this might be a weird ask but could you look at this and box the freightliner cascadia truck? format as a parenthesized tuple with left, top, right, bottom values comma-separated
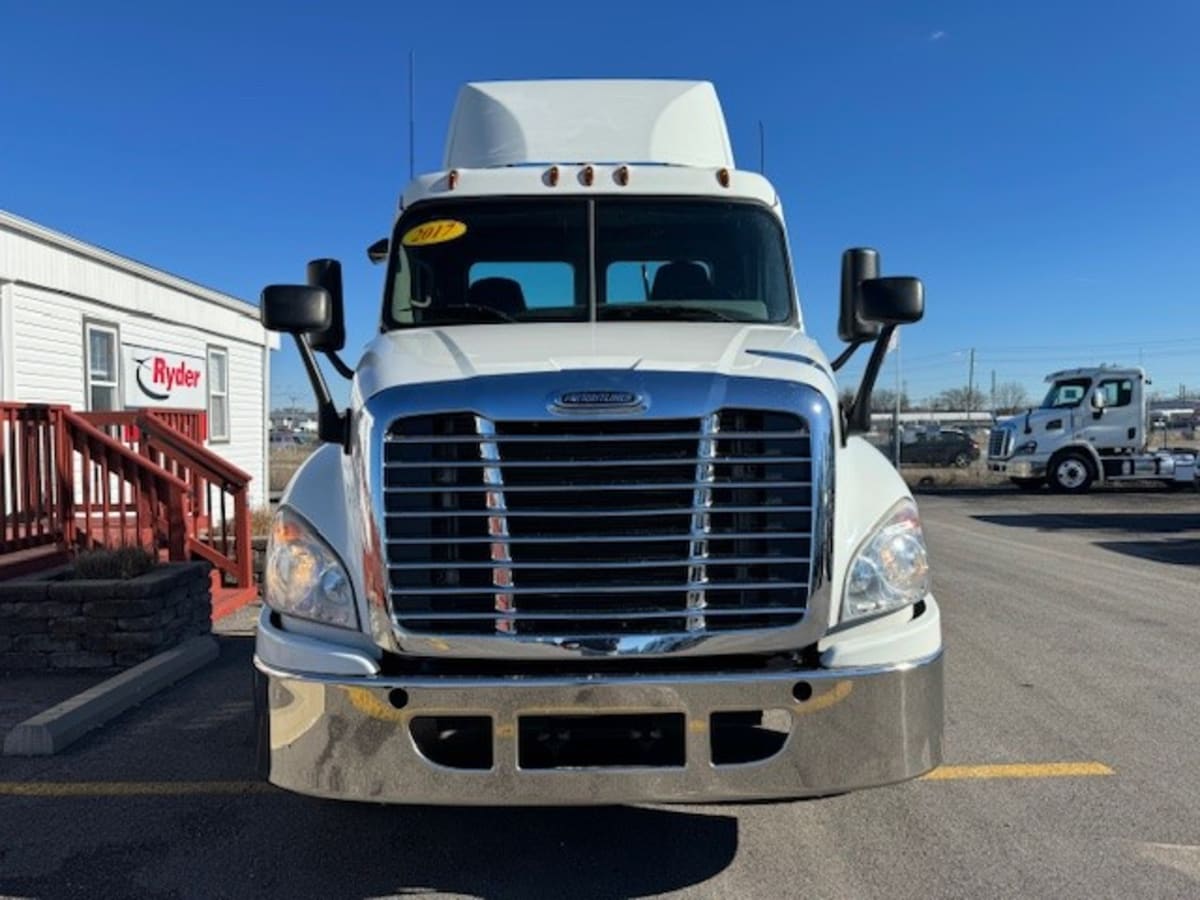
(255, 80, 943, 804)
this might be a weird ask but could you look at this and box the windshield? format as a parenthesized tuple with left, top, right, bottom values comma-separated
(383, 198, 795, 328)
(1041, 378, 1091, 409)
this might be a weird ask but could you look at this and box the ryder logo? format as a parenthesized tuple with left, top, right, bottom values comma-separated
(133, 355, 201, 400)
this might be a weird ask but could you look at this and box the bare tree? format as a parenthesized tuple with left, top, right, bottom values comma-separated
(993, 381, 1031, 414)
(936, 386, 987, 411)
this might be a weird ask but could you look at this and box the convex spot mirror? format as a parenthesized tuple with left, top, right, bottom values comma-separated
(261, 284, 332, 334)
(859, 277, 925, 326)
(367, 238, 388, 264)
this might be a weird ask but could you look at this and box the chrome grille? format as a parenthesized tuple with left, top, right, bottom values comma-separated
(382, 410, 813, 637)
(988, 428, 1010, 459)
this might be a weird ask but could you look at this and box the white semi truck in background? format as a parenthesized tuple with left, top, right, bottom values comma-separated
(254, 80, 943, 804)
(988, 365, 1198, 492)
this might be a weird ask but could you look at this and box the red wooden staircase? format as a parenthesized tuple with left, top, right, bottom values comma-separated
(1, 403, 257, 619)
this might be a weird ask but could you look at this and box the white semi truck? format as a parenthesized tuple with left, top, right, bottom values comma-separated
(987, 365, 1198, 492)
(254, 80, 943, 804)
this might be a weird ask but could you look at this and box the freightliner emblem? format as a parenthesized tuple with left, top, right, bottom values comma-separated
(552, 390, 645, 411)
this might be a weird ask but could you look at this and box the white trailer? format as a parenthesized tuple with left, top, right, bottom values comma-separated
(253, 80, 943, 805)
(987, 366, 1198, 492)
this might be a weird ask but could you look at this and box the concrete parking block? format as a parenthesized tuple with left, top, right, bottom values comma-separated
(2, 636, 219, 756)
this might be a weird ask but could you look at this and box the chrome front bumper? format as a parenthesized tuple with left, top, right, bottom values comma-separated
(255, 649, 943, 805)
(988, 458, 1045, 478)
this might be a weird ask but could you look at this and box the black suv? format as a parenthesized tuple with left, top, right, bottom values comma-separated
(899, 429, 980, 468)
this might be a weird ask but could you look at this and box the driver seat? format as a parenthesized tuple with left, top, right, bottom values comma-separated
(467, 277, 527, 317)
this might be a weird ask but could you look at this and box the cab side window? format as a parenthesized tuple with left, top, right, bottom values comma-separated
(1097, 379, 1133, 408)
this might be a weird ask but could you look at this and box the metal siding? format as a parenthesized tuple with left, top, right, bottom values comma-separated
(2, 223, 273, 511)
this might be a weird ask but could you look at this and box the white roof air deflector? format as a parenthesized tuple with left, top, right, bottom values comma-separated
(443, 80, 735, 170)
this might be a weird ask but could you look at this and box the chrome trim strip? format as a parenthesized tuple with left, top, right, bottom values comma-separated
(477, 416, 515, 635)
(365, 370, 835, 659)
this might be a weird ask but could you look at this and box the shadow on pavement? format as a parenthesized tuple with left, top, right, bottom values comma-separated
(973, 512, 1197, 534)
(1093, 539, 1200, 567)
(973, 512, 1200, 567)
(0, 634, 741, 900)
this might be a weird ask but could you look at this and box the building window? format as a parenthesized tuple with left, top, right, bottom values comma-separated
(207, 346, 229, 442)
(85, 322, 119, 410)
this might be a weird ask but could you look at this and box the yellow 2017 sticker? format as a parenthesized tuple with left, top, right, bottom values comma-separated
(401, 219, 467, 247)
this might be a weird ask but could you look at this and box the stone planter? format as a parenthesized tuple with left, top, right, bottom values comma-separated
(0, 562, 212, 672)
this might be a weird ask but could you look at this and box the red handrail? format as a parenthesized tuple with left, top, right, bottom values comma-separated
(133, 412, 252, 588)
(61, 409, 189, 559)
(2, 403, 190, 563)
(1, 404, 66, 554)
(2, 403, 249, 586)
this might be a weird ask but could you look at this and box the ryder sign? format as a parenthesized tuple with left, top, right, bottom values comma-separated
(122, 345, 206, 408)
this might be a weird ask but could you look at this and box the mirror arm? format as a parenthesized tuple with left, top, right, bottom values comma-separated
(324, 349, 355, 380)
(294, 334, 349, 448)
(846, 325, 897, 435)
(831, 341, 866, 372)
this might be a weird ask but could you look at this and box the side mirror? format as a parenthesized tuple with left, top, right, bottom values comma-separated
(860, 277, 925, 326)
(838, 248, 881, 342)
(261, 285, 331, 334)
(1091, 392, 1107, 418)
(304, 259, 346, 352)
(367, 238, 389, 264)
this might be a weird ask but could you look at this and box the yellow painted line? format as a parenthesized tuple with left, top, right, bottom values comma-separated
(0, 762, 1113, 797)
(921, 761, 1114, 781)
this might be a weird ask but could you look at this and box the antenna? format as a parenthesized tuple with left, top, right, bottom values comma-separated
(758, 120, 765, 174)
(408, 50, 416, 181)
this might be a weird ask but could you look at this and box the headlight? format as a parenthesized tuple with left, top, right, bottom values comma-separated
(1014, 440, 1038, 455)
(842, 499, 930, 622)
(264, 507, 358, 629)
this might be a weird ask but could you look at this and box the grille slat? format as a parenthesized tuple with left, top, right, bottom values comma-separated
(383, 409, 813, 637)
(384, 480, 811, 493)
(395, 607, 807, 622)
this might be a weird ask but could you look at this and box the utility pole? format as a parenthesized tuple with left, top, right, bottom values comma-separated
(966, 348, 976, 422)
(990, 369, 996, 415)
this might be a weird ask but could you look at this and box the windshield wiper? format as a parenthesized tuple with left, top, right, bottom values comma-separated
(598, 305, 744, 323)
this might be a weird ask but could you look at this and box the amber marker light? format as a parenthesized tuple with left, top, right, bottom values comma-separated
(546, 165, 560, 186)
(447, 169, 460, 190)
(581, 165, 595, 186)
(717, 167, 731, 188)
(615, 165, 630, 186)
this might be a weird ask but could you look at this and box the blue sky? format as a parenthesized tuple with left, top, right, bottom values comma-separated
(2, 1, 1197, 407)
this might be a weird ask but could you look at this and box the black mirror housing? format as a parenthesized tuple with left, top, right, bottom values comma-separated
(367, 238, 389, 264)
(261, 285, 332, 334)
(860, 277, 924, 326)
(838, 248, 882, 343)
(304, 259, 346, 352)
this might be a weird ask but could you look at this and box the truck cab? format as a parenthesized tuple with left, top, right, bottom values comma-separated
(988, 366, 1197, 491)
(254, 80, 943, 804)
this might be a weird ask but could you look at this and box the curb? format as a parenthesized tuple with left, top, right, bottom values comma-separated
(2, 636, 220, 757)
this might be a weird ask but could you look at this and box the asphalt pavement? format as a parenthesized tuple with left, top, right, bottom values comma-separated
(1, 488, 1198, 899)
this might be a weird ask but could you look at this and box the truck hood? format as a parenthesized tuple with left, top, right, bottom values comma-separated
(354, 323, 836, 401)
